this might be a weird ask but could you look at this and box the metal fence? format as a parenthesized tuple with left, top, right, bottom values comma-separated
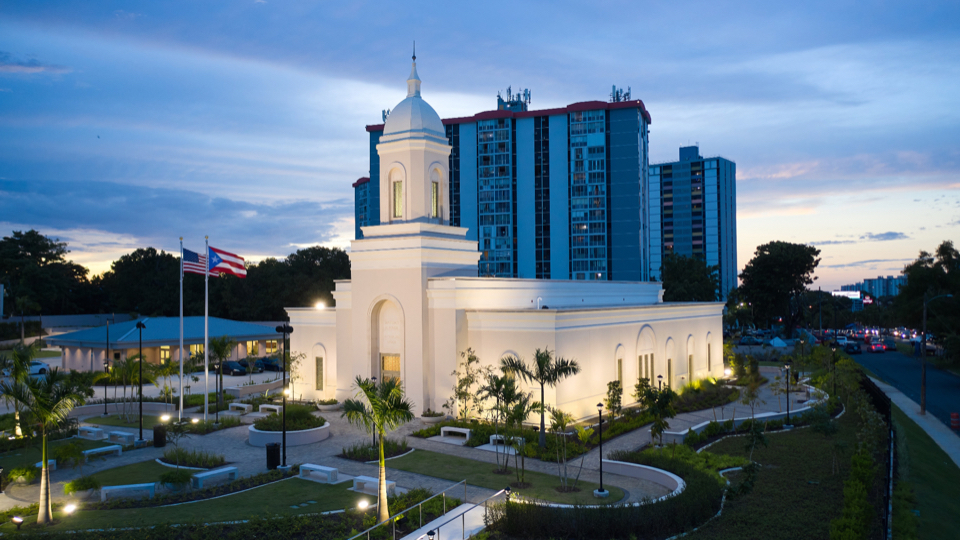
(859, 375, 895, 540)
(413, 487, 509, 540)
(347, 480, 468, 540)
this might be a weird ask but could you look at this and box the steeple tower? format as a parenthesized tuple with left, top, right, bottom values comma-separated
(407, 42, 421, 98)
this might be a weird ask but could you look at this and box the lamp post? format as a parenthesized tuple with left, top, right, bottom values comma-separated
(784, 360, 792, 425)
(657, 374, 663, 391)
(921, 293, 953, 415)
(103, 360, 109, 417)
(595, 402, 608, 498)
(136, 321, 146, 442)
(829, 341, 838, 397)
(275, 323, 293, 467)
(371, 376, 378, 448)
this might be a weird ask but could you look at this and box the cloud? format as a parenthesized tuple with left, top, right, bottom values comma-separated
(860, 231, 909, 242)
(0, 52, 71, 74)
(823, 258, 914, 269)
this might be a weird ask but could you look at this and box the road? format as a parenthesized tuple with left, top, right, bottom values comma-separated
(853, 347, 960, 429)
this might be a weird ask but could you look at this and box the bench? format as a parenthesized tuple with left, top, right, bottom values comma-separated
(300, 463, 338, 483)
(79, 426, 106, 440)
(101, 482, 156, 502)
(440, 426, 471, 443)
(229, 403, 253, 414)
(83, 444, 122, 462)
(191, 466, 238, 489)
(259, 404, 283, 415)
(34, 459, 56, 471)
(108, 431, 135, 444)
(353, 475, 395, 496)
(489, 434, 506, 446)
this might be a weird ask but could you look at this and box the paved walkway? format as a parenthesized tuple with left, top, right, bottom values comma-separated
(870, 377, 960, 468)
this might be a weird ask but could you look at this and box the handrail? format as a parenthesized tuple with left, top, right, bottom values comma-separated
(418, 487, 509, 540)
(346, 480, 468, 540)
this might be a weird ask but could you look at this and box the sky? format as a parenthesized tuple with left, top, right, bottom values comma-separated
(1, 1, 959, 291)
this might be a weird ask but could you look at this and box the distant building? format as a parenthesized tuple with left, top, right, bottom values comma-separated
(47, 317, 280, 372)
(357, 86, 653, 281)
(649, 146, 737, 300)
(840, 275, 906, 298)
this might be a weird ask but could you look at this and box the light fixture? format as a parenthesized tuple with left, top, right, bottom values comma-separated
(12, 516, 22, 530)
(284, 388, 292, 397)
(160, 415, 171, 422)
(427, 530, 436, 540)
(358, 499, 369, 510)
(315, 301, 325, 310)
(724, 368, 732, 377)
(191, 418, 200, 424)
(63, 504, 76, 514)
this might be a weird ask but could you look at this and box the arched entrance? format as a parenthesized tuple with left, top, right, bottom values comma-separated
(371, 299, 404, 383)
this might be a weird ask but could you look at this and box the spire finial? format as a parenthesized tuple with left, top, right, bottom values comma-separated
(413, 41, 416, 62)
(407, 43, 421, 98)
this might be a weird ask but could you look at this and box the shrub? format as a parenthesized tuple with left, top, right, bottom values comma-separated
(253, 405, 325, 432)
(341, 438, 410, 461)
(317, 398, 339, 406)
(7, 465, 38, 484)
(421, 408, 444, 417)
(162, 448, 226, 469)
(64, 475, 101, 494)
(187, 416, 241, 434)
(159, 469, 194, 486)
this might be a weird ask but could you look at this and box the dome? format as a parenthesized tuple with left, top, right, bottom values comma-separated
(381, 59, 446, 142)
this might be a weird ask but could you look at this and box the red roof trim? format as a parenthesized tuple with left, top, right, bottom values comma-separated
(366, 99, 651, 133)
(352, 176, 370, 188)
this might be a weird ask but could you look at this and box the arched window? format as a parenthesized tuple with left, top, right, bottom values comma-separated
(390, 168, 403, 219)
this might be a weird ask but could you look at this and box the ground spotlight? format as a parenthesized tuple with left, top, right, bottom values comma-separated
(64, 504, 77, 514)
(160, 415, 171, 422)
(358, 499, 369, 510)
(12, 516, 23, 530)
(191, 418, 199, 424)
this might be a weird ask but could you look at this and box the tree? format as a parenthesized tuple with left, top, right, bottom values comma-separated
(739, 382, 766, 419)
(572, 425, 594, 489)
(549, 408, 575, 491)
(342, 376, 415, 523)
(660, 253, 720, 302)
(14, 296, 40, 344)
(739, 241, 821, 337)
(500, 348, 581, 448)
(444, 348, 489, 420)
(209, 335, 238, 411)
(894, 241, 960, 362)
(506, 391, 539, 487)
(0, 230, 92, 317)
(99, 248, 180, 316)
(605, 380, 623, 417)
(641, 385, 677, 447)
(0, 368, 82, 523)
(478, 372, 520, 472)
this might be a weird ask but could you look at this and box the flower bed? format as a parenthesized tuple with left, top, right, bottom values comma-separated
(252, 404, 325, 431)
(340, 438, 410, 462)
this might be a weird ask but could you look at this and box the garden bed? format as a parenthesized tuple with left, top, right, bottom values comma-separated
(340, 438, 410, 462)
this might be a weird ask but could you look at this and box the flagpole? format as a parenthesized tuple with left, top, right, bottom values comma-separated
(179, 237, 184, 423)
(204, 235, 209, 424)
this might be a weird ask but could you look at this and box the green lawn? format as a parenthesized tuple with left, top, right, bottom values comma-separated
(0, 438, 114, 471)
(891, 404, 960, 539)
(685, 406, 859, 539)
(1, 477, 373, 532)
(387, 449, 625, 505)
(89, 460, 172, 486)
(85, 414, 164, 431)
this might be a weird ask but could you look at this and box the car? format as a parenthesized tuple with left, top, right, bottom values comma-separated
(2, 360, 50, 377)
(835, 336, 849, 346)
(239, 358, 265, 373)
(261, 357, 283, 372)
(883, 339, 897, 351)
(216, 361, 247, 376)
(739, 336, 763, 346)
(843, 342, 862, 355)
(869, 342, 885, 353)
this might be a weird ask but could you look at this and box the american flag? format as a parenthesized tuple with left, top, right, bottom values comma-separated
(182, 248, 213, 276)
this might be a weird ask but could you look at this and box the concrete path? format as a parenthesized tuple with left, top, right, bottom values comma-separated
(401, 502, 488, 540)
(870, 377, 960, 469)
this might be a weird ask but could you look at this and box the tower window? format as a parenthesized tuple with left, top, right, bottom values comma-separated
(393, 181, 403, 218)
(431, 182, 439, 218)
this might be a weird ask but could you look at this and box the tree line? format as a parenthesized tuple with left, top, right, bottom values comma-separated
(0, 229, 351, 321)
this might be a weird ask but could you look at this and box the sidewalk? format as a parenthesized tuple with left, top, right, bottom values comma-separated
(870, 377, 960, 469)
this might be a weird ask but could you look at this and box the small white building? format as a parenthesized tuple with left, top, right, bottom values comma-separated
(287, 58, 723, 420)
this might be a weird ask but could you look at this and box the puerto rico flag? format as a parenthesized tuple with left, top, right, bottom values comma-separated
(208, 246, 247, 278)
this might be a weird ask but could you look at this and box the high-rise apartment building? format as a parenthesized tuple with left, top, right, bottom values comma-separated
(355, 90, 653, 281)
(840, 275, 906, 298)
(648, 146, 737, 299)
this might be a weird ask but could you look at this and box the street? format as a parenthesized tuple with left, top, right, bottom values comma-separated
(854, 348, 960, 430)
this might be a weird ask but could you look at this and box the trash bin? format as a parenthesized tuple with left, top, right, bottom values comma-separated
(153, 424, 166, 448)
(266, 442, 280, 470)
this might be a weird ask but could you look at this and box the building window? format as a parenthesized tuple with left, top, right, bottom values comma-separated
(265, 340, 278, 355)
(393, 181, 403, 218)
(431, 181, 439, 218)
(688, 354, 694, 380)
(617, 358, 623, 384)
(160, 346, 170, 364)
(707, 344, 711, 372)
(667, 358, 673, 388)
(381, 354, 401, 383)
(315, 357, 324, 391)
(189, 344, 204, 357)
(247, 341, 259, 356)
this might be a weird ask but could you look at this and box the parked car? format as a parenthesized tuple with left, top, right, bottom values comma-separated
(261, 357, 283, 372)
(217, 361, 247, 376)
(883, 338, 897, 351)
(2, 360, 50, 377)
(739, 336, 763, 346)
(835, 336, 849, 346)
(869, 342, 885, 353)
(843, 342, 862, 355)
(239, 358, 265, 373)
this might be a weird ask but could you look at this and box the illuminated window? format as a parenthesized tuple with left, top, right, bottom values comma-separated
(189, 344, 204, 356)
(265, 340, 278, 355)
(393, 181, 403, 218)
(617, 358, 623, 384)
(160, 346, 170, 364)
(431, 182, 439, 218)
(707, 344, 712, 371)
(246, 341, 259, 356)
(381, 354, 401, 383)
(315, 357, 324, 390)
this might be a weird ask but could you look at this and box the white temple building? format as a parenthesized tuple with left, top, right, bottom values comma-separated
(286, 56, 723, 420)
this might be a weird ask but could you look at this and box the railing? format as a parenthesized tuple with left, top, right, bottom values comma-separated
(415, 487, 509, 540)
(347, 480, 468, 540)
(859, 375, 895, 540)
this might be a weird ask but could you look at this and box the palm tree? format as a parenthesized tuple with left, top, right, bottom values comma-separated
(14, 296, 40, 345)
(0, 343, 38, 436)
(500, 348, 581, 448)
(478, 372, 521, 472)
(342, 376, 415, 523)
(506, 391, 539, 486)
(1, 368, 82, 523)
(209, 335, 238, 411)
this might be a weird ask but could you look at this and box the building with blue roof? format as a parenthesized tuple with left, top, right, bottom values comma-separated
(47, 316, 280, 372)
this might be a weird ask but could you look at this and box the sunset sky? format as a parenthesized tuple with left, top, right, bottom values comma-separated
(2, 1, 958, 291)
